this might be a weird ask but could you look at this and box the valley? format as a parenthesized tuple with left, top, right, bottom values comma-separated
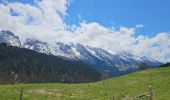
(0, 0, 169, 100)
(0, 67, 169, 100)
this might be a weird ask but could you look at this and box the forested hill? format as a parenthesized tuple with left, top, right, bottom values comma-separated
(0, 43, 102, 84)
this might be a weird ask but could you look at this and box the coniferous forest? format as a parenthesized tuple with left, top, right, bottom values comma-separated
(0, 43, 102, 84)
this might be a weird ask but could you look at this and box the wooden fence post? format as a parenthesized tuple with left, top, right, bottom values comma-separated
(148, 86, 153, 100)
(112, 94, 115, 100)
(20, 87, 24, 100)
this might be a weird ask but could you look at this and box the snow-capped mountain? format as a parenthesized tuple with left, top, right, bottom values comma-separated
(0, 30, 162, 77)
(0, 30, 21, 47)
(23, 38, 161, 76)
(24, 39, 51, 55)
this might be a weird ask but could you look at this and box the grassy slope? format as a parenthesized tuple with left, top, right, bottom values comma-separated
(0, 67, 170, 100)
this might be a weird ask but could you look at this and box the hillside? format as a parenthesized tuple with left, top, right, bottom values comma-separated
(0, 30, 162, 77)
(0, 67, 169, 100)
(0, 43, 102, 84)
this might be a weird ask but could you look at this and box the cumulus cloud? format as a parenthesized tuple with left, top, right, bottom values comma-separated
(132, 33, 170, 61)
(0, 0, 68, 41)
(0, 0, 169, 62)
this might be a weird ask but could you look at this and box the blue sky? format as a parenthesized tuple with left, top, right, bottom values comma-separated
(65, 0, 170, 36)
(0, 0, 169, 62)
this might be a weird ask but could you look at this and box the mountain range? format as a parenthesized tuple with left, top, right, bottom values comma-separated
(0, 30, 162, 77)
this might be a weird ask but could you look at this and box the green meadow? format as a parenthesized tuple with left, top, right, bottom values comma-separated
(0, 67, 169, 100)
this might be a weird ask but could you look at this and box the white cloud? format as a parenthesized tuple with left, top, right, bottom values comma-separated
(136, 24, 144, 28)
(0, 0, 68, 41)
(133, 33, 170, 62)
(0, 0, 169, 62)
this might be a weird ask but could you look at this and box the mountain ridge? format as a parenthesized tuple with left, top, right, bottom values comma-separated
(0, 30, 162, 77)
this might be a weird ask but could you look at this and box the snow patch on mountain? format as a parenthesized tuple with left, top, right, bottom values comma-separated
(24, 39, 51, 55)
(0, 30, 21, 47)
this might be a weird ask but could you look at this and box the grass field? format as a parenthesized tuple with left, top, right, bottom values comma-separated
(0, 67, 170, 100)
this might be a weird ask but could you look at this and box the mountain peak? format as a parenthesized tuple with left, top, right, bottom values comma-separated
(0, 30, 21, 47)
(0, 30, 15, 36)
